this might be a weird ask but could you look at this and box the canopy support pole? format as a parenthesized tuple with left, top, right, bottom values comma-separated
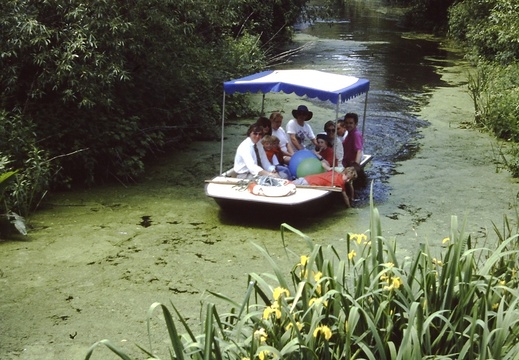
(331, 95, 341, 187)
(219, 89, 226, 175)
(260, 93, 266, 115)
(361, 91, 369, 138)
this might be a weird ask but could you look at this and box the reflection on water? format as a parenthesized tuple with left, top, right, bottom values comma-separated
(277, 0, 462, 205)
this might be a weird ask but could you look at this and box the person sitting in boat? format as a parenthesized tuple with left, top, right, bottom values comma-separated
(270, 111, 294, 164)
(336, 119, 348, 143)
(256, 116, 272, 136)
(255, 117, 287, 177)
(262, 135, 292, 179)
(323, 120, 344, 165)
(342, 112, 367, 189)
(342, 112, 364, 167)
(233, 124, 279, 179)
(293, 163, 360, 207)
(262, 135, 282, 163)
(313, 133, 339, 169)
(286, 105, 318, 152)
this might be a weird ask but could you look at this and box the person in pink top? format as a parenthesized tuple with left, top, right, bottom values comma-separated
(342, 112, 363, 167)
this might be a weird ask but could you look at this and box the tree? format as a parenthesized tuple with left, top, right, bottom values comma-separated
(449, 0, 519, 64)
(0, 0, 274, 187)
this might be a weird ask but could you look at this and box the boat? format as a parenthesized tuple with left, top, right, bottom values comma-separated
(205, 69, 372, 215)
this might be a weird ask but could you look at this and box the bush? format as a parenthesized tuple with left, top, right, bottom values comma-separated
(449, 0, 519, 64)
(0, 156, 26, 235)
(466, 62, 519, 176)
(0, 110, 51, 229)
(86, 193, 519, 359)
(1, 0, 306, 187)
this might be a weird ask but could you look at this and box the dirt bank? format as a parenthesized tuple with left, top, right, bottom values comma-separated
(1, 63, 518, 360)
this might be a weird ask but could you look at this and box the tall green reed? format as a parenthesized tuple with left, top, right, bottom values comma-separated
(86, 195, 519, 359)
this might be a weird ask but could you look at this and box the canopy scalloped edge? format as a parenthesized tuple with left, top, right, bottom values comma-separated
(223, 69, 370, 104)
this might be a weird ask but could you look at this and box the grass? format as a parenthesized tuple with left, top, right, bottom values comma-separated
(86, 191, 519, 359)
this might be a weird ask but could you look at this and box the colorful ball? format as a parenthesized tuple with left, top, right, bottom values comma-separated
(288, 149, 315, 176)
(296, 157, 324, 177)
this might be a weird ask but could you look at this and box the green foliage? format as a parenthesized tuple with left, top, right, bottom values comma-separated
(383, 0, 455, 33)
(0, 156, 27, 236)
(449, 0, 519, 64)
(450, 0, 519, 177)
(466, 61, 519, 176)
(1, 0, 310, 189)
(86, 194, 519, 359)
(0, 159, 17, 204)
(499, 144, 519, 178)
(0, 110, 51, 221)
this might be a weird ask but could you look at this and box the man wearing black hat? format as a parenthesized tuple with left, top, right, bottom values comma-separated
(286, 105, 318, 152)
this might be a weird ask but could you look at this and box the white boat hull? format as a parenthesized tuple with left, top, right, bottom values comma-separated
(205, 176, 335, 215)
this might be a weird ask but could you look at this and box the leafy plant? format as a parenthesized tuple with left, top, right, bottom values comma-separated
(448, 0, 519, 177)
(449, 0, 519, 64)
(1, 0, 312, 187)
(464, 61, 519, 177)
(86, 189, 519, 359)
(0, 111, 52, 220)
(0, 156, 26, 235)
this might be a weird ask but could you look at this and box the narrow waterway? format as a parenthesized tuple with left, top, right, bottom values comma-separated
(1, 2, 518, 359)
(282, 1, 460, 205)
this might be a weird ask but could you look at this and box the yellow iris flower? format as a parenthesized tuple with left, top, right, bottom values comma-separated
(254, 328, 268, 343)
(313, 325, 332, 340)
(273, 287, 290, 301)
(384, 277, 402, 291)
(262, 301, 281, 320)
(258, 350, 270, 360)
(286, 321, 303, 331)
(349, 233, 367, 244)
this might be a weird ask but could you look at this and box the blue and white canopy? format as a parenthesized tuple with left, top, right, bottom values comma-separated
(224, 69, 369, 103)
(218, 69, 370, 174)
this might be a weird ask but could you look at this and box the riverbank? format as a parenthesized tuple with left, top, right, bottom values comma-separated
(1, 62, 518, 359)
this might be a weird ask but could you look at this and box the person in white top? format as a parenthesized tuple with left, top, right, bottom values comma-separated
(233, 124, 279, 179)
(286, 105, 318, 151)
(269, 111, 294, 164)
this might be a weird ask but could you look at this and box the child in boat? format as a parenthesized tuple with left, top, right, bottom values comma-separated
(262, 135, 283, 162)
(313, 133, 338, 168)
(293, 164, 359, 207)
(262, 135, 293, 179)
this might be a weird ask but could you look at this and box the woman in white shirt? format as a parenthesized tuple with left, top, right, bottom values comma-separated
(269, 111, 294, 164)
